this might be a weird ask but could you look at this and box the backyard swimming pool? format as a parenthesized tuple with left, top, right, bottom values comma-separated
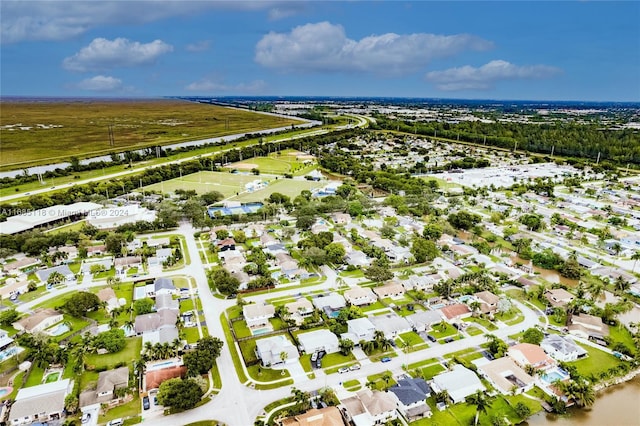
(458, 295, 475, 303)
(542, 367, 570, 384)
(252, 327, 272, 336)
(0, 387, 13, 398)
(0, 347, 19, 362)
(431, 303, 446, 309)
(46, 323, 70, 336)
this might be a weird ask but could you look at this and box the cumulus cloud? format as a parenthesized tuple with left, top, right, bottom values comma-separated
(185, 78, 267, 93)
(255, 22, 492, 75)
(425, 60, 561, 91)
(63, 37, 173, 72)
(75, 75, 123, 91)
(186, 40, 211, 52)
(1, 1, 303, 43)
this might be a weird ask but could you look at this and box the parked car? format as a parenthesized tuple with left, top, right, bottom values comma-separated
(143, 396, 150, 410)
(338, 367, 349, 373)
(81, 413, 91, 424)
(349, 364, 361, 371)
(311, 352, 318, 362)
(426, 335, 437, 342)
(381, 357, 392, 363)
(107, 419, 123, 426)
(444, 337, 454, 343)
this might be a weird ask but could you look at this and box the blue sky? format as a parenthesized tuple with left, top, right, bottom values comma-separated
(1, 1, 639, 101)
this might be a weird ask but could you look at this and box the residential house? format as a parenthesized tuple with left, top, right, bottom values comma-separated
(344, 250, 372, 267)
(508, 343, 555, 371)
(155, 248, 173, 263)
(255, 335, 299, 367)
(345, 317, 376, 343)
(13, 308, 63, 333)
(9, 379, 73, 425)
(145, 238, 170, 248)
(285, 299, 314, 325)
(217, 238, 236, 252)
(369, 313, 412, 340)
(134, 308, 179, 346)
(341, 388, 398, 426)
(81, 257, 113, 274)
(86, 245, 107, 257)
(114, 256, 142, 275)
(35, 265, 75, 283)
(264, 243, 287, 256)
(146, 277, 176, 298)
(386, 245, 412, 263)
(431, 365, 485, 404)
(478, 357, 535, 395)
(276, 253, 303, 278)
(544, 289, 575, 308)
(2, 257, 39, 275)
(279, 407, 345, 426)
(155, 293, 179, 311)
(53, 246, 78, 262)
(474, 291, 500, 316)
(406, 310, 443, 333)
(540, 335, 588, 362)
(344, 287, 377, 306)
(331, 213, 352, 225)
(312, 292, 346, 315)
(372, 282, 405, 299)
(97, 288, 121, 312)
(568, 313, 609, 340)
(439, 304, 472, 321)
(298, 329, 340, 354)
(388, 378, 432, 421)
(96, 367, 129, 399)
(145, 365, 187, 392)
(243, 303, 275, 329)
(0, 329, 14, 350)
(0, 279, 29, 301)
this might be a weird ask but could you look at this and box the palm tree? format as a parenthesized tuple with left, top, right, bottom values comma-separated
(631, 251, 640, 273)
(614, 276, 631, 294)
(612, 242, 622, 257)
(469, 301, 482, 317)
(466, 391, 493, 426)
(373, 330, 386, 349)
(434, 390, 450, 405)
(587, 281, 604, 301)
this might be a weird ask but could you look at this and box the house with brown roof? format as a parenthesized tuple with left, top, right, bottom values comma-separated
(144, 366, 187, 391)
(2, 257, 39, 274)
(96, 366, 129, 399)
(508, 343, 555, 371)
(344, 287, 377, 306)
(341, 388, 398, 425)
(474, 291, 500, 315)
(217, 238, 236, 252)
(568, 313, 609, 340)
(285, 299, 314, 325)
(373, 282, 405, 299)
(544, 289, 574, 307)
(114, 256, 142, 274)
(279, 406, 345, 426)
(478, 357, 535, 395)
(13, 308, 63, 333)
(439, 303, 471, 321)
(97, 288, 121, 312)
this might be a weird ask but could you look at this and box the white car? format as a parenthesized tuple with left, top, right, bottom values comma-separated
(338, 367, 349, 374)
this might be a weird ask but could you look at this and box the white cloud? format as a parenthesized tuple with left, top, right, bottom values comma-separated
(186, 40, 211, 52)
(1, 1, 303, 43)
(185, 78, 266, 93)
(75, 75, 123, 91)
(63, 38, 173, 72)
(425, 60, 561, 91)
(255, 22, 492, 75)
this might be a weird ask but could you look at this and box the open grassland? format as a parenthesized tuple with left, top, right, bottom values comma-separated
(145, 170, 273, 197)
(0, 99, 300, 168)
(227, 178, 326, 202)
(227, 149, 316, 175)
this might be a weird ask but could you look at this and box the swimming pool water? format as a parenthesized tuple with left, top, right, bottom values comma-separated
(0, 348, 17, 362)
(431, 303, 446, 309)
(46, 323, 70, 336)
(252, 327, 271, 336)
(542, 368, 569, 383)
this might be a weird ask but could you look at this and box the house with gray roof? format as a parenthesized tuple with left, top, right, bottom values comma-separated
(540, 334, 588, 362)
(9, 378, 73, 425)
(96, 366, 129, 399)
(369, 313, 412, 339)
(35, 265, 74, 283)
(431, 365, 485, 404)
(388, 377, 432, 421)
(312, 292, 346, 313)
(406, 310, 443, 332)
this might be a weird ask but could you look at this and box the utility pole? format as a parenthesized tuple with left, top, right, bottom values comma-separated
(551, 145, 555, 157)
(596, 151, 601, 164)
(108, 125, 115, 146)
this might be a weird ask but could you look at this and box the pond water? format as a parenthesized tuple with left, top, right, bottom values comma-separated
(511, 254, 579, 287)
(526, 375, 640, 426)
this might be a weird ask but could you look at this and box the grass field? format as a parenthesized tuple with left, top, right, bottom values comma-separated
(227, 178, 326, 203)
(145, 171, 273, 197)
(0, 99, 300, 168)
(227, 150, 316, 175)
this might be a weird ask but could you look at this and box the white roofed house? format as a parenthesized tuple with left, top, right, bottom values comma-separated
(369, 313, 412, 339)
(568, 313, 609, 340)
(284, 299, 314, 325)
(406, 310, 444, 333)
(431, 365, 485, 404)
(155, 248, 173, 263)
(114, 255, 142, 275)
(35, 265, 75, 283)
(255, 335, 299, 367)
(297, 329, 340, 354)
(540, 335, 588, 362)
(346, 317, 376, 343)
(345, 250, 372, 267)
(478, 357, 535, 395)
(344, 287, 377, 306)
(9, 379, 73, 425)
(243, 303, 275, 330)
(312, 292, 346, 315)
(340, 388, 398, 426)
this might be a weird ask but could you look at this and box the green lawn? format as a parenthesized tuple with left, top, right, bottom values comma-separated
(24, 364, 45, 387)
(180, 298, 195, 313)
(85, 337, 142, 370)
(608, 324, 637, 354)
(220, 313, 248, 384)
(406, 357, 440, 370)
(398, 331, 424, 346)
(247, 364, 291, 382)
(99, 395, 140, 423)
(420, 363, 446, 380)
(466, 326, 483, 336)
(238, 339, 258, 364)
(361, 301, 386, 312)
(182, 327, 202, 343)
(463, 316, 498, 330)
(227, 179, 326, 203)
(366, 370, 396, 390)
(146, 170, 272, 197)
(232, 320, 253, 339)
(321, 352, 356, 368)
(343, 379, 362, 391)
(570, 343, 626, 377)
(229, 152, 312, 175)
(431, 323, 459, 339)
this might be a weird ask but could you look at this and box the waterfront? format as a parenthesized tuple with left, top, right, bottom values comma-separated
(526, 375, 640, 426)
